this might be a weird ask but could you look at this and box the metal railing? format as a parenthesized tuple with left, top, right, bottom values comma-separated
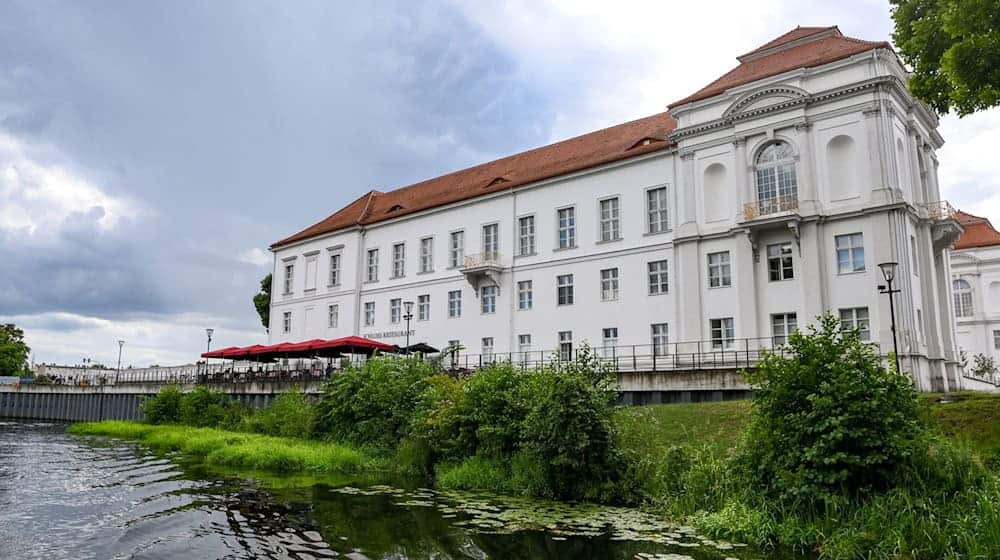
(920, 200, 957, 222)
(743, 195, 799, 221)
(462, 252, 504, 270)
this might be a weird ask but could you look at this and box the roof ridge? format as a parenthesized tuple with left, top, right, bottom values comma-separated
(737, 26, 838, 62)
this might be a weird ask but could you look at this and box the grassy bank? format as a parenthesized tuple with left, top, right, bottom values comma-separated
(68, 421, 372, 475)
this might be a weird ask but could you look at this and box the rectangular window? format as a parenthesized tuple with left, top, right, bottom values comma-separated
(771, 313, 797, 345)
(707, 251, 732, 288)
(363, 302, 375, 326)
(599, 197, 621, 242)
(420, 237, 434, 273)
(417, 294, 430, 321)
(282, 311, 292, 333)
(517, 280, 533, 310)
(327, 304, 338, 328)
(557, 207, 576, 249)
(284, 264, 294, 294)
(648, 260, 669, 295)
(329, 253, 341, 286)
(448, 339, 460, 368)
(518, 215, 536, 256)
(390, 298, 401, 324)
(994, 330, 1000, 350)
(482, 337, 494, 359)
(557, 274, 574, 305)
(482, 223, 499, 259)
(518, 334, 532, 353)
(481, 285, 497, 314)
(710, 317, 735, 350)
(839, 307, 870, 341)
(835, 233, 865, 274)
(600, 268, 619, 301)
(603, 327, 619, 358)
(392, 243, 406, 278)
(651, 323, 669, 356)
(305, 256, 318, 291)
(449, 231, 464, 268)
(647, 186, 669, 233)
(767, 243, 794, 281)
(558, 331, 573, 361)
(366, 249, 379, 282)
(448, 290, 462, 318)
(911, 235, 919, 277)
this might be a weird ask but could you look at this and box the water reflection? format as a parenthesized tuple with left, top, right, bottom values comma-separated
(0, 422, 762, 559)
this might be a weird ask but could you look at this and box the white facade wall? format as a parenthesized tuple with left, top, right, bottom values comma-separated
(952, 246, 1000, 369)
(269, 47, 962, 391)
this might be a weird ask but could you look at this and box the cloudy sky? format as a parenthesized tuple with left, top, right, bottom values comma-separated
(1, 0, 997, 368)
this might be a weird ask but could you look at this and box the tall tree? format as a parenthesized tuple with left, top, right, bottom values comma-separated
(253, 273, 271, 330)
(892, 0, 1000, 116)
(0, 323, 31, 376)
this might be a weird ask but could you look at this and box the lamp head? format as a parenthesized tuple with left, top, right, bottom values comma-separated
(118, 340, 125, 348)
(206, 328, 214, 340)
(878, 261, 898, 283)
(404, 300, 414, 314)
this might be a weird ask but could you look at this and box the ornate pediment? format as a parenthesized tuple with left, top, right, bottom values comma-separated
(723, 85, 810, 119)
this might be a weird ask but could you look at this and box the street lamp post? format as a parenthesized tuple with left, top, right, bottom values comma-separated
(877, 261, 902, 375)
(116, 339, 125, 384)
(403, 301, 414, 354)
(205, 328, 214, 377)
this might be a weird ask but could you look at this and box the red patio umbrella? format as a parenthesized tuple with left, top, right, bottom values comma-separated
(316, 336, 397, 356)
(202, 346, 239, 359)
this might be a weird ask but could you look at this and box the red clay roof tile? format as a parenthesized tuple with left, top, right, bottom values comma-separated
(955, 211, 1000, 250)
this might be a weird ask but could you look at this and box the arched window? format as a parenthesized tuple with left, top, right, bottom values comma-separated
(953, 279, 973, 317)
(755, 141, 798, 213)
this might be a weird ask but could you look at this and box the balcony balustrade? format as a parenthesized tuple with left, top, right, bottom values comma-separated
(743, 195, 799, 221)
(460, 252, 504, 290)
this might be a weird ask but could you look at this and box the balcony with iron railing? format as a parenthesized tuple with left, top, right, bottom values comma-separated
(743, 195, 799, 221)
(919, 200, 963, 250)
(920, 200, 957, 222)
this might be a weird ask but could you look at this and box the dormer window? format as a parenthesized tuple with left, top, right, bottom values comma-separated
(387, 204, 405, 214)
(754, 141, 798, 214)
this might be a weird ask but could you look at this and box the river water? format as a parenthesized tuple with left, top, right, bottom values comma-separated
(0, 422, 766, 560)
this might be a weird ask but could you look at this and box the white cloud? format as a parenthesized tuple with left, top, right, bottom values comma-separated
(938, 110, 1000, 223)
(0, 131, 142, 236)
(237, 247, 272, 267)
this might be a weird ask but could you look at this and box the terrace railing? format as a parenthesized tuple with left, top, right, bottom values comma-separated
(743, 195, 798, 221)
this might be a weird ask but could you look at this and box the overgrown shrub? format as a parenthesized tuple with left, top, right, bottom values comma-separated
(409, 374, 473, 465)
(246, 389, 316, 439)
(463, 363, 529, 458)
(142, 385, 183, 424)
(178, 386, 233, 428)
(314, 356, 436, 447)
(741, 313, 924, 504)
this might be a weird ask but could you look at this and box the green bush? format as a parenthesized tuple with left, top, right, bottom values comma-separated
(179, 386, 233, 428)
(435, 455, 511, 494)
(141, 385, 183, 424)
(742, 313, 923, 504)
(314, 356, 436, 448)
(463, 363, 529, 458)
(246, 390, 316, 439)
(409, 374, 473, 464)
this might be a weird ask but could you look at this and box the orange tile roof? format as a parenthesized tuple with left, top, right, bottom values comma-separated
(273, 26, 889, 249)
(669, 26, 889, 108)
(272, 112, 677, 247)
(954, 211, 1000, 250)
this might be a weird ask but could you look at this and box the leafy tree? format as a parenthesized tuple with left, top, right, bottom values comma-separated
(253, 273, 271, 330)
(892, 0, 1000, 115)
(0, 323, 31, 376)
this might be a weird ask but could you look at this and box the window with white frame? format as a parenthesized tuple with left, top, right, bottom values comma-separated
(417, 294, 430, 321)
(482, 223, 499, 259)
(282, 311, 292, 333)
(994, 330, 1000, 350)
(710, 317, 735, 350)
(448, 290, 462, 318)
(518, 334, 532, 353)
(482, 337, 494, 359)
(283, 263, 294, 294)
(647, 186, 669, 233)
(599, 197, 621, 242)
(557, 274, 574, 305)
(392, 243, 406, 278)
(651, 323, 669, 356)
(328, 304, 338, 328)
(648, 260, 669, 295)
(366, 249, 379, 282)
(754, 141, 797, 209)
(329, 253, 341, 286)
(449, 230, 464, 268)
(481, 285, 497, 314)
(771, 313, 797, 345)
(517, 280, 533, 310)
(518, 215, 535, 256)
(839, 307, 870, 341)
(558, 331, 573, 361)
(767, 243, 794, 281)
(557, 207, 576, 249)
(602, 327, 618, 357)
(363, 302, 375, 326)
(953, 279, 973, 317)
(707, 251, 731, 288)
(600, 268, 619, 301)
(419, 237, 434, 273)
(835, 233, 865, 273)
(390, 298, 401, 324)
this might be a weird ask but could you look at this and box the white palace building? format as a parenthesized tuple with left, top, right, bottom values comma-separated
(267, 26, 966, 392)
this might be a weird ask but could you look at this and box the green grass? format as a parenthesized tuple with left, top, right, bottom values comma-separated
(921, 392, 1000, 464)
(68, 421, 369, 475)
